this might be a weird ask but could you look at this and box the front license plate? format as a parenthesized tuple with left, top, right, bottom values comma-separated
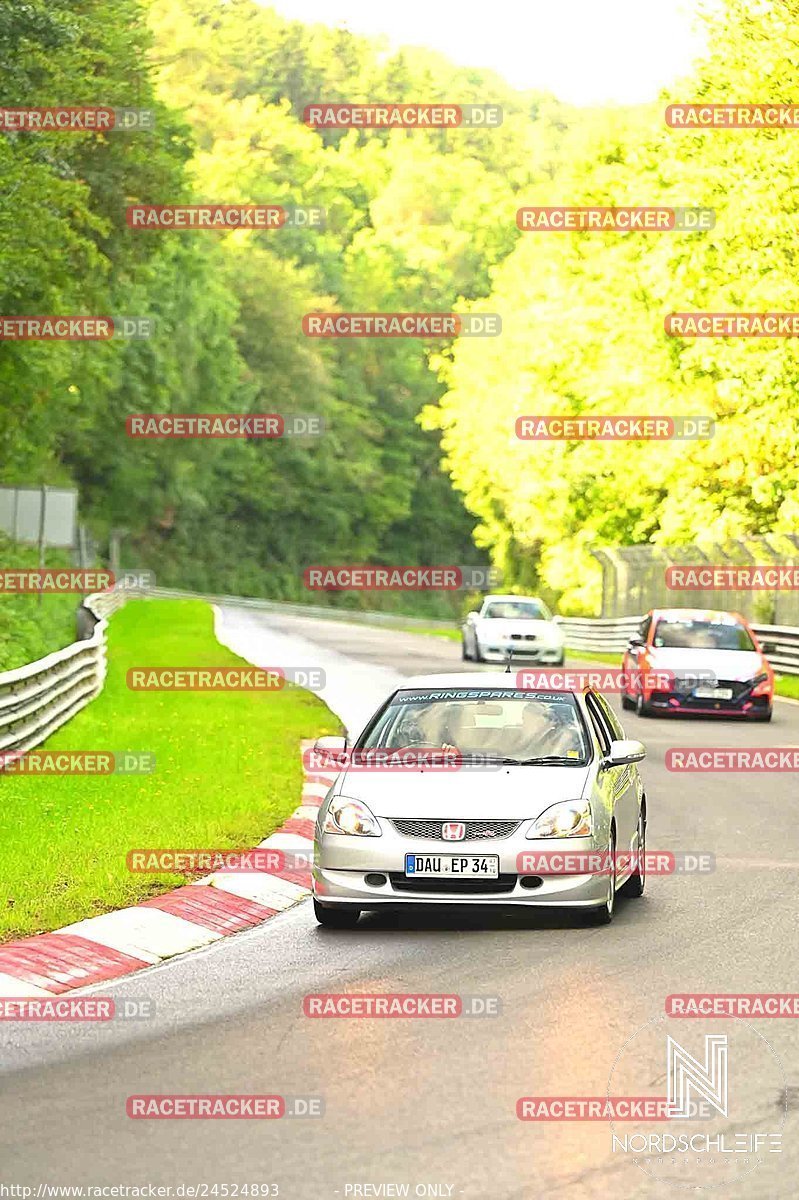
(694, 686, 734, 700)
(405, 854, 499, 878)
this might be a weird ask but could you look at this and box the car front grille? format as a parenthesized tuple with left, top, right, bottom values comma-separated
(654, 678, 754, 709)
(392, 819, 520, 841)
(389, 873, 517, 895)
(510, 633, 538, 641)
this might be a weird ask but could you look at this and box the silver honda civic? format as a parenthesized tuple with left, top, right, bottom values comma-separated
(312, 673, 647, 927)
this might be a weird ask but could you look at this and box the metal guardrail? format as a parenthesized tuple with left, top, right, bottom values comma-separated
(558, 615, 641, 653)
(750, 623, 799, 677)
(0, 589, 125, 759)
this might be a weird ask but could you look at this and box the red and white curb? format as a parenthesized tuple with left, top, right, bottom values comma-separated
(0, 742, 336, 997)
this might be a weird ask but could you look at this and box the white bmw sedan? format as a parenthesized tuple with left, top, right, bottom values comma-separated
(462, 595, 565, 665)
(312, 674, 646, 928)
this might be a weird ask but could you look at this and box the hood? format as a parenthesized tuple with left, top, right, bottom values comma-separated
(647, 646, 765, 682)
(333, 764, 591, 819)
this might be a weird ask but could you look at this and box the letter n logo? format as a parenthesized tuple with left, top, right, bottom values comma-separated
(667, 1034, 728, 1118)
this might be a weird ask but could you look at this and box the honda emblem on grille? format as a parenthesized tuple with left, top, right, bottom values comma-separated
(442, 821, 466, 841)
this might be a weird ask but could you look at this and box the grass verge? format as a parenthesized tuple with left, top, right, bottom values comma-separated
(0, 598, 341, 942)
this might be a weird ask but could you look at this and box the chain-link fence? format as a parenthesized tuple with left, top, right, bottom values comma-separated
(590, 535, 799, 624)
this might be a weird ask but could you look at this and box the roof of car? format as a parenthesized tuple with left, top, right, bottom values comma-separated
(649, 608, 747, 623)
(482, 594, 544, 604)
(397, 672, 576, 694)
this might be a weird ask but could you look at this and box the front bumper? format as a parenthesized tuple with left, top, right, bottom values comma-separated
(313, 827, 610, 908)
(646, 688, 772, 717)
(478, 642, 564, 664)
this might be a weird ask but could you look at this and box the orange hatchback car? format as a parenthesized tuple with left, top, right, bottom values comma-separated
(621, 608, 775, 721)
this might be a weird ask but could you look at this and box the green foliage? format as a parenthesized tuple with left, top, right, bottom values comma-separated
(427, 0, 799, 613)
(6, 0, 788, 627)
(0, 534, 78, 670)
(4, 0, 565, 617)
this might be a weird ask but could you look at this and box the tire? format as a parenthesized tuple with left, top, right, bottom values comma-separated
(584, 828, 616, 925)
(313, 899, 361, 928)
(461, 636, 471, 661)
(473, 638, 484, 664)
(751, 707, 773, 723)
(635, 690, 653, 718)
(619, 806, 646, 898)
(621, 691, 634, 711)
(553, 651, 565, 667)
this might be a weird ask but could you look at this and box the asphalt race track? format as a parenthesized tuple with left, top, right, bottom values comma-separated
(1, 609, 798, 1199)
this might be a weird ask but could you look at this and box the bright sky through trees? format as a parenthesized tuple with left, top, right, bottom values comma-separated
(265, 0, 706, 104)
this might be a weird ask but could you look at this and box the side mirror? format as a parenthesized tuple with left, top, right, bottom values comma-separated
(312, 735, 349, 769)
(465, 610, 479, 622)
(627, 636, 645, 649)
(603, 739, 646, 767)
(760, 641, 777, 655)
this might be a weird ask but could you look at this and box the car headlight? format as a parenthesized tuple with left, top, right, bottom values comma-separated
(750, 671, 771, 697)
(323, 796, 381, 836)
(526, 801, 592, 839)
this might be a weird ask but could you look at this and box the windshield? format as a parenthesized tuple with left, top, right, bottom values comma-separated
(483, 600, 550, 621)
(653, 618, 756, 652)
(356, 688, 589, 763)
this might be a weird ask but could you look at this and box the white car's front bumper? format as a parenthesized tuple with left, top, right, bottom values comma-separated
(478, 641, 564, 664)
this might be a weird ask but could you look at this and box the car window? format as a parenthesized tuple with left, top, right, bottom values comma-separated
(483, 600, 550, 621)
(584, 692, 612, 755)
(356, 688, 589, 762)
(593, 691, 624, 741)
(653, 617, 755, 651)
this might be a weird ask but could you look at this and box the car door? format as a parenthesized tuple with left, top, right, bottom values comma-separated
(623, 613, 652, 696)
(585, 691, 639, 858)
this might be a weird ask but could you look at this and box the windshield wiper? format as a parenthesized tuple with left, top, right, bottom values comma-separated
(515, 755, 580, 765)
